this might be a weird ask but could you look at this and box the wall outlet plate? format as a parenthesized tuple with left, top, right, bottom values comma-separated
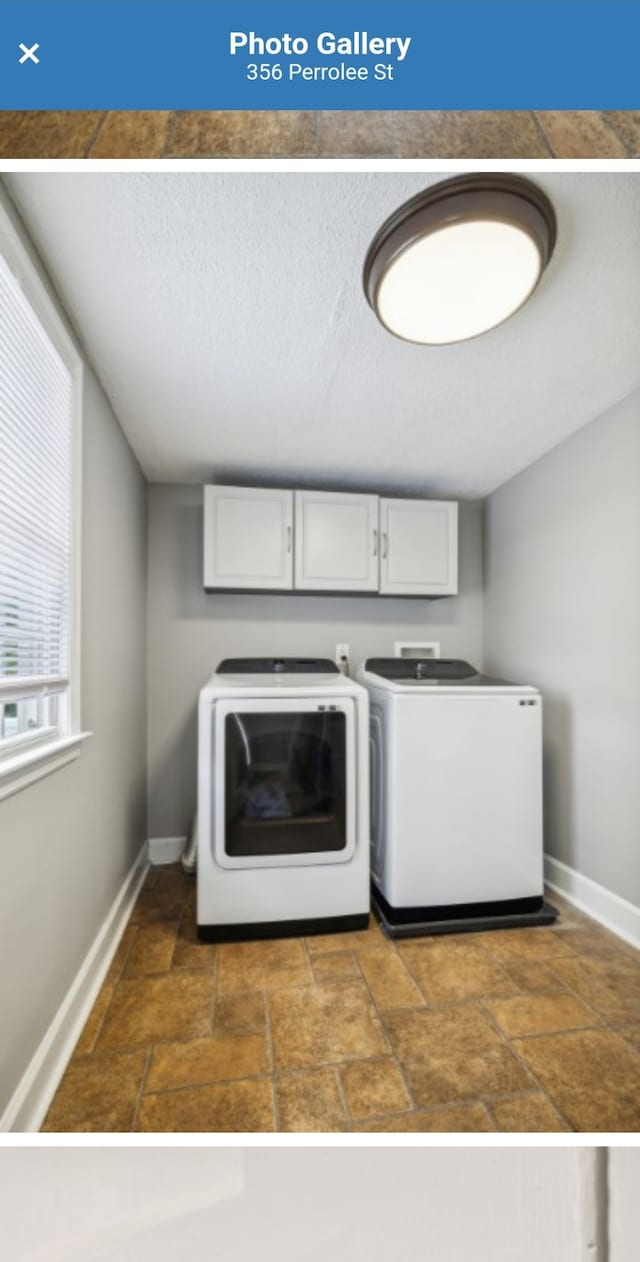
(335, 643, 350, 672)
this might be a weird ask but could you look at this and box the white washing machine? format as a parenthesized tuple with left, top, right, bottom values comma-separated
(197, 658, 370, 940)
(356, 657, 556, 937)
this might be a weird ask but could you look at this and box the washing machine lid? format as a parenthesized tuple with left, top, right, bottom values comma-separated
(217, 658, 339, 675)
(204, 656, 365, 698)
(362, 658, 532, 690)
(365, 658, 476, 680)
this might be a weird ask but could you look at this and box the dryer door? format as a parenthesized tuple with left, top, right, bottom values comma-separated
(213, 697, 356, 869)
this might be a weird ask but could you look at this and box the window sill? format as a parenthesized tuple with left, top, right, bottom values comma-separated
(0, 731, 92, 804)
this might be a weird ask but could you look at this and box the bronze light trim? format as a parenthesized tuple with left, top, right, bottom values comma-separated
(363, 173, 557, 345)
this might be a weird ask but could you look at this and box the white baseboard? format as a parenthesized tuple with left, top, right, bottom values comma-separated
(545, 854, 640, 950)
(0, 844, 148, 1134)
(148, 836, 185, 865)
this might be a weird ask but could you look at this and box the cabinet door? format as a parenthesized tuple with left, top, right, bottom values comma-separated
(203, 486, 293, 590)
(379, 498, 458, 596)
(294, 490, 379, 591)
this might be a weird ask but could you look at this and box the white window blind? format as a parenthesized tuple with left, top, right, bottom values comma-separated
(0, 251, 74, 751)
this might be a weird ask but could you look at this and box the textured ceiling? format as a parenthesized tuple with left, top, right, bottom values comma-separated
(5, 171, 640, 496)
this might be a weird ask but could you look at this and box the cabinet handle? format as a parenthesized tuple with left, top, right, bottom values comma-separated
(373, 528, 378, 557)
(287, 524, 292, 553)
(382, 532, 388, 559)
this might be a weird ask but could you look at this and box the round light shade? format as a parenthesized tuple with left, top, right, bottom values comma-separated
(363, 175, 556, 345)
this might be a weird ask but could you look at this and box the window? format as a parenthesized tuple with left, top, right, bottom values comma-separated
(0, 204, 86, 799)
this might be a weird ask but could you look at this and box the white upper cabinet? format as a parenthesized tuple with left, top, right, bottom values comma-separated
(203, 485, 458, 596)
(203, 485, 293, 590)
(379, 498, 458, 596)
(294, 490, 379, 591)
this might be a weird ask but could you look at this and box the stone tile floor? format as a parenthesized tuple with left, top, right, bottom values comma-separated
(41, 865, 640, 1132)
(1, 111, 640, 158)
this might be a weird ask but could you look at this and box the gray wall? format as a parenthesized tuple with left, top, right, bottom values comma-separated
(0, 189, 148, 1118)
(484, 387, 640, 907)
(147, 484, 483, 838)
(3, 1148, 581, 1262)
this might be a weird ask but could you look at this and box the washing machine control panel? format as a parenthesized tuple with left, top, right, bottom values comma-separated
(217, 657, 339, 675)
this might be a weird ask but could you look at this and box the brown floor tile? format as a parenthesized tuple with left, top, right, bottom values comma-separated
(172, 917, 217, 971)
(545, 892, 591, 930)
(490, 1093, 571, 1132)
(399, 938, 515, 1003)
(42, 1050, 146, 1132)
(615, 1023, 640, 1052)
(306, 920, 380, 954)
(551, 953, 640, 1024)
(395, 111, 549, 158)
(98, 970, 214, 1049)
(479, 928, 576, 964)
(137, 864, 190, 898)
(146, 1029, 269, 1092)
(551, 926, 630, 957)
(130, 888, 186, 924)
(340, 1057, 411, 1120)
(514, 1028, 640, 1132)
(106, 923, 137, 983)
(183, 883, 197, 919)
(276, 1067, 347, 1132)
(603, 111, 640, 154)
(609, 937, 640, 964)
(147, 865, 191, 899)
(217, 938, 312, 993)
(137, 1077, 275, 1132)
(46, 863, 640, 1132)
(536, 111, 628, 157)
(384, 1005, 532, 1107)
(501, 959, 568, 994)
(166, 111, 317, 157)
(356, 1102, 494, 1132)
(311, 951, 362, 985)
(89, 111, 171, 157)
(73, 981, 115, 1056)
(125, 921, 179, 976)
(357, 949, 423, 1008)
(483, 991, 601, 1038)
(317, 112, 395, 156)
(269, 982, 387, 1070)
(0, 111, 103, 158)
(2, 109, 640, 160)
(215, 990, 266, 1031)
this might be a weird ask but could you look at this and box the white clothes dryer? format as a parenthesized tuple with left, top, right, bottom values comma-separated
(197, 658, 370, 940)
(356, 657, 556, 937)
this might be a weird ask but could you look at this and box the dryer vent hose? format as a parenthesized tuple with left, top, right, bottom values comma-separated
(182, 814, 198, 877)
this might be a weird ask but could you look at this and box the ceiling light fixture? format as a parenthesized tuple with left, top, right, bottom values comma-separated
(363, 173, 556, 346)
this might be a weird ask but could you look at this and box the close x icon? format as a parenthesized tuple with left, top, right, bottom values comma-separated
(18, 42, 40, 64)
